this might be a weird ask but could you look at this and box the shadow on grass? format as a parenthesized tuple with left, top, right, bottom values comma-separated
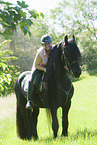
(69, 128, 97, 140)
(37, 128, 97, 142)
(32, 136, 54, 143)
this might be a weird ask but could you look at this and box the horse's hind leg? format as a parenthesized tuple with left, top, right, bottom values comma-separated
(29, 107, 39, 140)
(50, 108, 59, 138)
(62, 101, 71, 136)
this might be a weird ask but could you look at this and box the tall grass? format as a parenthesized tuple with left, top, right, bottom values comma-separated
(0, 73, 97, 145)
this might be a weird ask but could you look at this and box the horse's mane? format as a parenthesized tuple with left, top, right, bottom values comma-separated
(43, 43, 67, 107)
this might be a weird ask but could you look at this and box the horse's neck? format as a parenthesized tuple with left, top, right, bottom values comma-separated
(55, 68, 69, 84)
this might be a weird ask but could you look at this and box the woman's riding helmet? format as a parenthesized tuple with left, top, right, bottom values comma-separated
(41, 35, 52, 44)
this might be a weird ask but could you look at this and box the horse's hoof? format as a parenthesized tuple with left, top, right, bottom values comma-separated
(33, 136, 38, 141)
(53, 135, 57, 139)
(61, 133, 68, 137)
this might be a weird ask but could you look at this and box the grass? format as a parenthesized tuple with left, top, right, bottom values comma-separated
(0, 72, 97, 145)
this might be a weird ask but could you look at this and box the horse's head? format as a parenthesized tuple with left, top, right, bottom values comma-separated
(61, 35, 82, 78)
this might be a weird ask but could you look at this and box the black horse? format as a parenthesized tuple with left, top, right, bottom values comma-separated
(14, 35, 82, 140)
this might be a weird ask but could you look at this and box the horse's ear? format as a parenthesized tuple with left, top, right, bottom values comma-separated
(64, 35, 68, 45)
(73, 35, 75, 41)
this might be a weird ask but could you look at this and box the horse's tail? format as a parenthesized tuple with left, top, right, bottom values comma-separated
(14, 72, 26, 139)
(16, 105, 28, 139)
(14, 71, 32, 140)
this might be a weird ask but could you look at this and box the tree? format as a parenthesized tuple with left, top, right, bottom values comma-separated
(0, 0, 43, 39)
(50, 0, 97, 39)
(0, 0, 44, 96)
(8, 18, 50, 72)
(50, 0, 97, 72)
(0, 40, 19, 96)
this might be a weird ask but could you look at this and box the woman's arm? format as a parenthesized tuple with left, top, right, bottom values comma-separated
(35, 53, 46, 72)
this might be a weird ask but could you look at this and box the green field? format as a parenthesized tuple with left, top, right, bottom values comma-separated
(0, 73, 97, 145)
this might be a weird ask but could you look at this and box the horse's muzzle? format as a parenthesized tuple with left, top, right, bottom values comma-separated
(72, 67, 81, 78)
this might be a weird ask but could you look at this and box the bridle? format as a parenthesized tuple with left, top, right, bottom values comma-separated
(57, 42, 76, 104)
(61, 42, 78, 74)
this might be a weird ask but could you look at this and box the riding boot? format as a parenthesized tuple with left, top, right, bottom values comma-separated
(26, 80, 34, 110)
(26, 100, 32, 110)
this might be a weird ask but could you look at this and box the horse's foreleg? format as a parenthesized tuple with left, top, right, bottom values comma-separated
(62, 101, 71, 136)
(50, 108, 59, 138)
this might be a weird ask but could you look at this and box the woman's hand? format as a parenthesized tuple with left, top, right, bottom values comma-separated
(44, 68, 46, 72)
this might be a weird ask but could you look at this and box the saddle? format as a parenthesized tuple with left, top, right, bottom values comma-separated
(21, 70, 44, 99)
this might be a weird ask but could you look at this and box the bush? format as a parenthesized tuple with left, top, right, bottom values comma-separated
(0, 40, 20, 96)
(82, 39, 97, 72)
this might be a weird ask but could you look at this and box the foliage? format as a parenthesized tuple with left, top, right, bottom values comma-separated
(0, 40, 20, 96)
(78, 31, 97, 71)
(4, 17, 60, 72)
(50, 0, 97, 38)
(50, 0, 97, 72)
(6, 17, 51, 72)
(0, 0, 44, 96)
(0, 0, 43, 38)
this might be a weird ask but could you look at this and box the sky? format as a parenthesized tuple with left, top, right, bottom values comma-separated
(3, 0, 61, 13)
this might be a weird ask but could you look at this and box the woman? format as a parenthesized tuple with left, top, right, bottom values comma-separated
(26, 35, 53, 109)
